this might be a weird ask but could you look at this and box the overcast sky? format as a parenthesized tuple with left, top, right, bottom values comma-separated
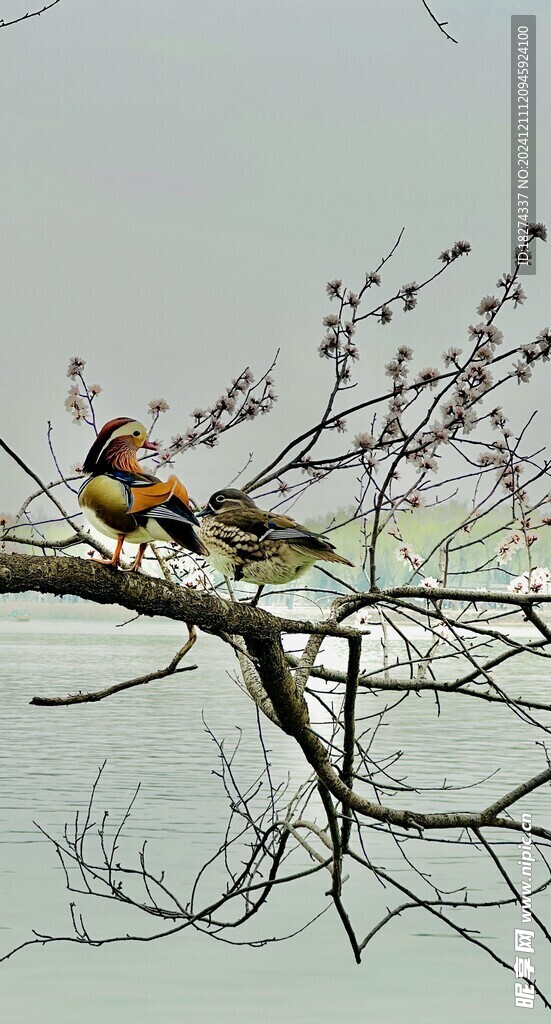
(1, 0, 550, 515)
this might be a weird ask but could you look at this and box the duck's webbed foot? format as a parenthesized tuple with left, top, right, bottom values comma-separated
(122, 543, 148, 572)
(90, 535, 125, 568)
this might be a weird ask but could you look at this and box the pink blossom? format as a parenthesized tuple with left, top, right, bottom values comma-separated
(536, 329, 551, 361)
(415, 367, 439, 389)
(382, 415, 401, 438)
(401, 282, 418, 311)
(354, 432, 375, 450)
(442, 347, 462, 367)
(508, 567, 550, 594)
(385, 360, 403, 380)
(378, 305, 393, 325)
(490, 407, 506, 430)
(485, 324, 503, 347)
(477, 295, 499, 316)
(468, 323, 486, 342)
(148, 398, 170, 415)
(527, 222, 547, 241)
(319, 336, 338, 358)
(66, 356, 86, 379)
(451, 240, 471, 256)
(66, 395, 90, 424)
(475, 343, 494, 364)
(64, 386, 79, 411)
(429, 421, 451, 444)
(343, 342, 359, 360)
(454, 406, 478, 434)
(214, 394, 237, 414)
(412, 453, 438, 473)
(395, 544, 422, 569)
(326, 279, 342, 300)
(511, 285, 526, 307)
(497, 532, 522, 565)
(513, 361, 532, 384)
(156, 449, 173, 463)
(520, 343, 538, 362)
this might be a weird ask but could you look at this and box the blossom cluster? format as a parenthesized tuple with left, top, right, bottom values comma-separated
(395, 544, 422, 571)
(314, 241, 475, 465)
(438, 240, 472, 263)
(148, 399, 170, 416)
(151, 368, 278, 463)
(61, 354, 277, 466)
(507, 567, 550, 594)
(400, 282, 418, 312)
(497, 528, 537, 565)
(334, 260, 550, 553)
(64, 357, 102, 426)
(318, 311, 358, 378)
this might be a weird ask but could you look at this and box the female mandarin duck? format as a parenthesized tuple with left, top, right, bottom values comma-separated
(78, 417, 207, 570)
(198, 488, 353, 585)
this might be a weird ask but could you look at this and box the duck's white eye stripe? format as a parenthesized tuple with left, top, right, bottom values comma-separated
(96, 424, 137, 461)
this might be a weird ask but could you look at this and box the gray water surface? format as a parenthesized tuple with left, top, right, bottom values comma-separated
(1, 615, 549, 1023)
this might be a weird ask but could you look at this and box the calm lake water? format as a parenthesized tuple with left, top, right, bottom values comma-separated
(0, 612, 550, 1023)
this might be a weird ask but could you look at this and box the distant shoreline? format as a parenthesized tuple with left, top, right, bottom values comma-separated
(1, 594, 547, 627)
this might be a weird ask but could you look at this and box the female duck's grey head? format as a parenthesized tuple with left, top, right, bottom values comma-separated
(205, 489, 258, 514)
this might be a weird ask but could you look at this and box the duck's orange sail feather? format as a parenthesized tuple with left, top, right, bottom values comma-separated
(128, 475, 190, 515)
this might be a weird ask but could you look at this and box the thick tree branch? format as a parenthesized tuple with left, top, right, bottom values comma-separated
(341, 637, 361, 851)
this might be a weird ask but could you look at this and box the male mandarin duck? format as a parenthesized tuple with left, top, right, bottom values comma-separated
(78, 417, 207, 570)
(198, 488, 353, 585)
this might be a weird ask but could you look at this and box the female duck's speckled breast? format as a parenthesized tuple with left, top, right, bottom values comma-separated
(200, 518, 315, 583)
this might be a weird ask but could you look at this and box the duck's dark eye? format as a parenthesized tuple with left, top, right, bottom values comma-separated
(133, 430, 140, 437)
(215, 494, 224, 504)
